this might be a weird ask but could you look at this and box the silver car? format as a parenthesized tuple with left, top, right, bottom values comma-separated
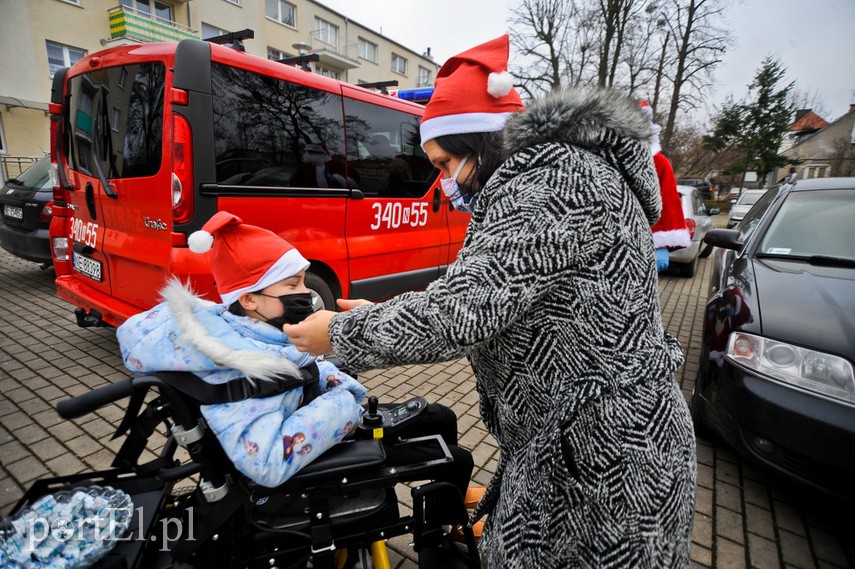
(727, 189, 768, 228)
(669, 185, 719, 277)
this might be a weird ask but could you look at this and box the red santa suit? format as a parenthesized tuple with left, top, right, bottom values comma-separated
(640, 101, 691, 253)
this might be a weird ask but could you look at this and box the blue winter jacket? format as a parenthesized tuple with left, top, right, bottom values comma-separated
(116, 280, 366, 487)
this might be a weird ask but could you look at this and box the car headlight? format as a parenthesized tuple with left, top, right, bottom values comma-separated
(727, 332, 855, 404)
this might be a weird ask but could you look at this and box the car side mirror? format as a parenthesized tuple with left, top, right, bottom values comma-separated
(730, 199, 737, 205)
(703, 228, 742, 252)
(709, 207, 720, 215)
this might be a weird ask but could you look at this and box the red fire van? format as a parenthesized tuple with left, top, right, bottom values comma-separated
(48, 38, 468, 327)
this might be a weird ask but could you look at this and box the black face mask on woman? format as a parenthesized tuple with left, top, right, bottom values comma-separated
(259, 292, 316, 328)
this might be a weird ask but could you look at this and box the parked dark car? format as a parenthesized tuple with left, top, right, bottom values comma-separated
(0, 156, 54, 265)
(668, 185, 719, 277)
(676, 177, 714, 199)
(691, 177, 855, 500)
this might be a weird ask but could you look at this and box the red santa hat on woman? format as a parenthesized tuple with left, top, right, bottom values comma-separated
(641, 101, 691, 250)
(419, 34, 524, 146)
(187, 211, 309, 306)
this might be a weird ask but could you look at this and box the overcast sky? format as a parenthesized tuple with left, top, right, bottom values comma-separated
(322, 0, 855, 124)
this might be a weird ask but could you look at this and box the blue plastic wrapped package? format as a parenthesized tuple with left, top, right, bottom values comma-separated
(0, 485, 134, 569)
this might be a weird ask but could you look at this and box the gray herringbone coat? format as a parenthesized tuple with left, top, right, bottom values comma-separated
(329, 89, 697, 568)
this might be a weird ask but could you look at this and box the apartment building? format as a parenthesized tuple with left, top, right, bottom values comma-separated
(0, 0, 439, 178)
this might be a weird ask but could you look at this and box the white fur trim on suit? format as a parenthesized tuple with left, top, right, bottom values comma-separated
(161, 279, 301, 383)
(218, 248, 310, 307)
(420, 112, 515, 147)
(652, 228, 692, 250)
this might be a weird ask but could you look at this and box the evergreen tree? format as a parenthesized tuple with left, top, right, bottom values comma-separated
(704, 57, 796, 186)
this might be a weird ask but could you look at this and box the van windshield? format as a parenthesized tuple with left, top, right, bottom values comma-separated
(67, 62, 165, 179)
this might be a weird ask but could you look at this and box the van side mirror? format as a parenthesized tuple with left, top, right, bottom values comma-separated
(709, 207, 720, 215)
(703, 228, 742, 252)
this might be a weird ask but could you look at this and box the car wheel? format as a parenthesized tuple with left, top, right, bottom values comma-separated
(305, 271, 336, 312)
(678, 254, 698, 278)
(689, 381, 712, 439)
(699, 242, 714, 258)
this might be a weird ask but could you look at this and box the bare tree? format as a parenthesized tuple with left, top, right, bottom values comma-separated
(789, 87, 831, 119)
(829, 136, 855, 177)
(509, 0, 580, 98)
(593, 0, 647, 87)
(659, 0, 731, 151)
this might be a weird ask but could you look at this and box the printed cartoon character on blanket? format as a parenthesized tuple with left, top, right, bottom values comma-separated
(116, 211, 367, 488)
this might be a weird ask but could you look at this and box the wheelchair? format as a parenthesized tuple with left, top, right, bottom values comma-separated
(3, 370, 481, 569)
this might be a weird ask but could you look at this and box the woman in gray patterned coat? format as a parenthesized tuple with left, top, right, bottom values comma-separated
(285, 35, 696, 568)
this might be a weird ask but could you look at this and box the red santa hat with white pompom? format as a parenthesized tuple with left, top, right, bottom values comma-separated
(187, 211, 309, 307)
(419, 34, 524, 146)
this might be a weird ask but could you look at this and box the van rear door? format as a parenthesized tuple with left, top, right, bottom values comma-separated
(62, 59, 172, 323)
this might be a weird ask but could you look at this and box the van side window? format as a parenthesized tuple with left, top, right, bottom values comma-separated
(211, 63, 347, 189)
(343, 99, 438, 199)
(67, 63, 165, 179)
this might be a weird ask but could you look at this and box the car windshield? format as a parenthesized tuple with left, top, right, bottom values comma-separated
(8, 157, 51, 191)
(758, 189, 855, 262)
(737, 191, 764, 206)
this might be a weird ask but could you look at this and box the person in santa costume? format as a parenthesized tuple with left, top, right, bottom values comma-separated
(284, 34, 696, 568)
(640, 100, 691, 271)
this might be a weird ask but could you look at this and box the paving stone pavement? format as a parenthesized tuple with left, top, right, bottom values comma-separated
(1, 226, 853, 568)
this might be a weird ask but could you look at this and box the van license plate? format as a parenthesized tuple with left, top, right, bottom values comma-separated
(3, 205, 23, 220)
(72, 252, 102, 282)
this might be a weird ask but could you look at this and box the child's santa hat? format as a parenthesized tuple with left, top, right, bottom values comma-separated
(187, 211, 309, 306)
(420, 34, 524, 147)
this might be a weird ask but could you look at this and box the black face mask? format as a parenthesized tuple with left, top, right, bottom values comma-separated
(261, 292, 316, 328)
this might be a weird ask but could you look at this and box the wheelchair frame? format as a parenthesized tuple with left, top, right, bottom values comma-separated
(6, 372, 481, 569)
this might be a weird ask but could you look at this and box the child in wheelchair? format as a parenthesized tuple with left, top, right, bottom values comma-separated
(117, 211, 474, 498)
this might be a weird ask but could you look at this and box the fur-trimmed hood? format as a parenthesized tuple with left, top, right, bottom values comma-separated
(117, 279, 305, 383)
(503, 88, 661, 224)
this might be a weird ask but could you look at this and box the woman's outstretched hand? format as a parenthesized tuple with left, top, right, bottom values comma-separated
(337, 298, 373, 311)
(283, 311, 335, 355)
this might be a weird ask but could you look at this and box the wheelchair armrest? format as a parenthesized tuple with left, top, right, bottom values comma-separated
(286, 440, 386, 482)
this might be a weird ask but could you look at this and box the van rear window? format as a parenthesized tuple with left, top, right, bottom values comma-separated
(67, 62, 165, 178)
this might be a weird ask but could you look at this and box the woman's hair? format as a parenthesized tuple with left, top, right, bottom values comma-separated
(433, 131, 507, 196)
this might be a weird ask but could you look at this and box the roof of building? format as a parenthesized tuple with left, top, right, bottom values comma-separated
(789, 109, 828, 133)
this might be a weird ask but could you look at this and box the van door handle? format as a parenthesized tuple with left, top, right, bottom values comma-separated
(85, 182, 97, 220)
(432, 187, 441, 212)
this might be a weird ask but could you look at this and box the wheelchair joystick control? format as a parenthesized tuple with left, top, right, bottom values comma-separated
(363, 395, 383, 427)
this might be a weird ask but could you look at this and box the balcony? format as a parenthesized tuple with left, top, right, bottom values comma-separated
(303, 32, 360, 70)
(108, 5, 197, 44)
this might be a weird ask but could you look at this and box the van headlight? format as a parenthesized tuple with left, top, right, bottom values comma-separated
(727, 332, 855, 403)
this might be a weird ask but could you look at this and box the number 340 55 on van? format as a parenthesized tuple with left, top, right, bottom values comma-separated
(47, 39, 469, 328)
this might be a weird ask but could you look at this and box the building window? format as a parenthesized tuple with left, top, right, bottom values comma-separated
(315, 18, 338, 46)
(267, 47, 292, 61)
(391, 53, 407, 75)
(119, 0, 172, 23)
(417, 66, 431, 87)
(266, 0, 295, 27)
(57, 0, 82, 6)
(46, 41, 86, 77)
(223, 0, 240, 4)
(804, 165, 830, 179)
(358, 38, 377, 63)
(316, 66, 340, 80)
(201, 22, 229, 39)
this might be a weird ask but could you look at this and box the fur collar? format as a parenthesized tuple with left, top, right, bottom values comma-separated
(504, 88, 651, 153)
(160, 278, 301, 382)
(502, 88, 660, 224)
